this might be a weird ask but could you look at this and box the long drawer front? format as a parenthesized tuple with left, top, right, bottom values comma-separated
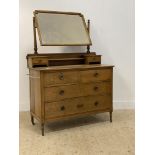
(44, 82, 112, 102)
(45, 95, 112, 119)
(43, 68, 112, 86)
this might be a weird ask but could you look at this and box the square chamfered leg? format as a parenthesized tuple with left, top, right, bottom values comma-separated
(110, 111, 112, 122)
(31, 115, 35, 125)
(41, 123, 44, 136)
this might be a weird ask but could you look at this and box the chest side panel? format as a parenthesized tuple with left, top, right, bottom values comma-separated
(29, 70, 42, 119)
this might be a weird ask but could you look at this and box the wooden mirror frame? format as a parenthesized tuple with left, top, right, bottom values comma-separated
(33, 10, 92, 54)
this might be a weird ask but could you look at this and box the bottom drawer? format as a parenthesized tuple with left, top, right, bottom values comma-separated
(45, 95, 112, 119)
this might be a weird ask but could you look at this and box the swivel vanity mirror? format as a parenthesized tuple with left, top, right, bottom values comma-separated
(33, 10, 92, 54)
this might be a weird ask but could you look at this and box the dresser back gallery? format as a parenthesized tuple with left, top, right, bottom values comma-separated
(26, 10, 114, 136)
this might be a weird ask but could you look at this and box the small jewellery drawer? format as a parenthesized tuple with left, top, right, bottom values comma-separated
(44, 71, 79, 86)
(80, 68, 112, 83)
(45, 95, 111, 119)
(85, 55, 101, 64)
(90, 56, 101, 62)
(44, 84, 81, 102)
(81, 82, 112, 96)
(32, 58, 48, 65)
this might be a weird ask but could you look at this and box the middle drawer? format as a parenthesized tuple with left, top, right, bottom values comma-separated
(44, 84, 81, 102)
(44, 82, 111, 102)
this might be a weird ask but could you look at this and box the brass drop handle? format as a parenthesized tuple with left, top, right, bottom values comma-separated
(60, 106, 65, 111)
(77, 104, 84, 108)
(94, 72, 99, 77)
(59, 72, 64, 80)
(94, 86, 99, 91)
(94, 101, 99, 106)
(59, 90, 64, 95)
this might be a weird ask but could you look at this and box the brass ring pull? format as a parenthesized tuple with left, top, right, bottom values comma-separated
(94, 86, 98, 91)
(59, 90, 64, 95)
(77, 104, 84, 108)
(94, 72, 99, 77)
(59, 72, 64, 80)
(60, 106, 65, 111)
(94, 101, 99, 106)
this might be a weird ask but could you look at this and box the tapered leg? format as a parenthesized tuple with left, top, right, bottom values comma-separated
(31, 115, 35, 125)
(110, 112, 112, 122)
(41, 123, 44, 136)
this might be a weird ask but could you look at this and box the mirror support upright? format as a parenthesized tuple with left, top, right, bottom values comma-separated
(33, 17, 38, 54)
(87, 20, 90, 54)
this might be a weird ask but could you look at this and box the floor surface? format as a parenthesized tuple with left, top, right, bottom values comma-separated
(19, 110, 134, 155)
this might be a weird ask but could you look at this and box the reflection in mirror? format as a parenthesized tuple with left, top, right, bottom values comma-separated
(35, 11, 92, 46)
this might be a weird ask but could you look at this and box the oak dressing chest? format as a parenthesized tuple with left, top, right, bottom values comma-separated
(27, 10, 114, 136)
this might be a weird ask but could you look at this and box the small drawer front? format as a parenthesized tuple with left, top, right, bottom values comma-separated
(86, 56, 101, 63)
(45, 95, 111, 119)
(80, 69, 112, 83)
(81, 82, 112, 96)
(44, 71, 79, 86)
(33, 59, 47, 64)
(44, 84, 81, 102)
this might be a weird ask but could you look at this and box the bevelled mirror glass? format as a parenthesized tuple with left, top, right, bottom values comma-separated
(34, 10, 92, 46)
